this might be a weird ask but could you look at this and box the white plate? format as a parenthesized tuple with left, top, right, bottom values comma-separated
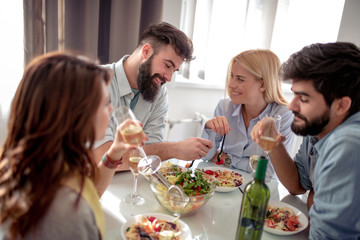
(264, 200, 308, 235)
(121, 212, 192, 240)
(203, 166, 244, 192)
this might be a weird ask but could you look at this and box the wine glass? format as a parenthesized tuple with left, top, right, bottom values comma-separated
(259, 114, 281, 156)
(113, 106, 161, 205)
(249, 154, 271, 182)
(126, 148, 145, 205)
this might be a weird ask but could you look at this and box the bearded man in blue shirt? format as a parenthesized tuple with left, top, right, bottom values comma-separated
(94, 22, 213, 175)
(251, 42, 360, 239)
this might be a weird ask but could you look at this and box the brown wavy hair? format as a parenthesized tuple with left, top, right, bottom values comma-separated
(0, 51, 112, 239)
(138, 22, 194, 62)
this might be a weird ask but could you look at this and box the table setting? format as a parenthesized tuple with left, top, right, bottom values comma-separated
(100, 158, 310, 240)
(102, 110, 309, 239)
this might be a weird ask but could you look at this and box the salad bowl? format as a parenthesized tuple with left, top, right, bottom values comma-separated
(149, 167, 216, 216)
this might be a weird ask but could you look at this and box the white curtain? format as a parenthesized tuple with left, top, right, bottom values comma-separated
(0, 1, 24, 145)
(180, 0, 345, 84)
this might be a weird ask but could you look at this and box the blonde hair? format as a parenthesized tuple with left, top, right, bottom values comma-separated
(225, 49, 288, 105)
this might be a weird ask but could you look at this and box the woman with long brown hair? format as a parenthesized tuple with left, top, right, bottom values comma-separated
(0, 52, 143, 239)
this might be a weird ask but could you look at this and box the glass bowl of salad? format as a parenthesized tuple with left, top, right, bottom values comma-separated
(149, 167, 217, 216)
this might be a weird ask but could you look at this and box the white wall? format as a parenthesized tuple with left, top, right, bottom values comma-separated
(165, 82, 225, 141)
(337, 0, 360, 45)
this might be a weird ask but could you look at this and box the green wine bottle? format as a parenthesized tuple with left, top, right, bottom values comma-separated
(235, 156, 270, 240)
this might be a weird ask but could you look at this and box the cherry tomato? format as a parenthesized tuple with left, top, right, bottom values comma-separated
(148, 216, 156, 223)
(216, 159, 224, 165)
(205, 170, 214, 175)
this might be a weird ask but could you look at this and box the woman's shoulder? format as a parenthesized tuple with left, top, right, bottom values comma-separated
(23, 186, 99, 240)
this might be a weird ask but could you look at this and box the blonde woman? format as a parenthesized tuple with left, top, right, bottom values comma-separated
(201, 49, 294, 178)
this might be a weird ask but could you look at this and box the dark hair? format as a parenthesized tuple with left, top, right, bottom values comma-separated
(139, 22, 194, 62)
(281, 42, 360, 117)
(0, 51, 112, 239)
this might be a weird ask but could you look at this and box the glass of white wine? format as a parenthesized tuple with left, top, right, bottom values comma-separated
(249, 154, 272, 182)
(126, 148, 145, 205)
(113, 106, 161, 205)
(259, 114, 281, 156)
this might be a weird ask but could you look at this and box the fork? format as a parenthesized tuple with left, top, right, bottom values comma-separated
(216, 134, 226, 164)
(188, 134, 227, 168)
(188, 160, 195, 168)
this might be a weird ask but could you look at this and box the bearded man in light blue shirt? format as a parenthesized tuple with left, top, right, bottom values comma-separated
(252, 42, 360, 239)
(94, 22, 213, 177)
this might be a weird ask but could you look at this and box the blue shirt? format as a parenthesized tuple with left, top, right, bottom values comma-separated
(201, 98, 294, 178)
(94, 56, 169, 148)
(295, 111, 360, 239)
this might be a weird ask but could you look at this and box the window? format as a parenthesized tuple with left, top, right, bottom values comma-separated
(0, 1, 24, 144)
(0, 1, 24, 113)
(177, 0, 345, 88)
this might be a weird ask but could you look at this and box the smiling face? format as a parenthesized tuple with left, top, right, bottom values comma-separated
(289, 81, 331, 136)
(227, 62, 265, 105)
(138, 44, 184, 102)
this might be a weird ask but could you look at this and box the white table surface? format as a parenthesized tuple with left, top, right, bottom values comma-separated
(100, 159, 310, 240)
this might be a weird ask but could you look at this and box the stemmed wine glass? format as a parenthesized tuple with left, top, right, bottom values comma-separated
(127, 148, 144, 205)
(249, 154, 271, 182)
(258, 114, 281, 157)
(249, 114, 281, 182)
(113, 106, 161, 205)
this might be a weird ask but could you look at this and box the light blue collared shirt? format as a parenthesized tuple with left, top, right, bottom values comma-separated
(201, 98, 294, 178)
(94, 56, 169, 148)
(295, 111, 360, 239)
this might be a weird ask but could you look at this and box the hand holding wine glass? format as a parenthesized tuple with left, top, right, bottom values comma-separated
(258, 114, 281, 155)
(113, 106, 161, 205)
(113, 106, 159, 205)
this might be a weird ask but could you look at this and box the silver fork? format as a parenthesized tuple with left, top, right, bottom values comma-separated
(216, 134, 226, 164)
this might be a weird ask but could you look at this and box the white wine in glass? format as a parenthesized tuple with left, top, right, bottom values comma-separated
(259, 136, 277, 154)
(129, 156, 142, 176)
(120, 124, 144, 145)
(259, 114, 281, 155)
(125, 149, 145, 205)
(113, 106, 162, 186)
(113, 108, 187, 201)
(113, 106, 152, 205)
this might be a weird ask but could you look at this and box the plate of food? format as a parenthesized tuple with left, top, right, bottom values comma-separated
(264, 200, 308, 235)
(121, 213, 192, 240)
(202, 166, 244, 192)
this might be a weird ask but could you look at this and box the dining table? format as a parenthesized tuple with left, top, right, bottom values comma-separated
(100, 159, 310, 240)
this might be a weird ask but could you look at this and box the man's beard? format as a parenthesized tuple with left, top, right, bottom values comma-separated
(291, 109, 330, 136)
(137, 57, 166, 102)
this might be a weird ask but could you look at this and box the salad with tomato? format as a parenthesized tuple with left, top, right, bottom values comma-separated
(265, 206, 301, 232)
(125, 216, 181, 240)
(167, 169, 213, 196)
